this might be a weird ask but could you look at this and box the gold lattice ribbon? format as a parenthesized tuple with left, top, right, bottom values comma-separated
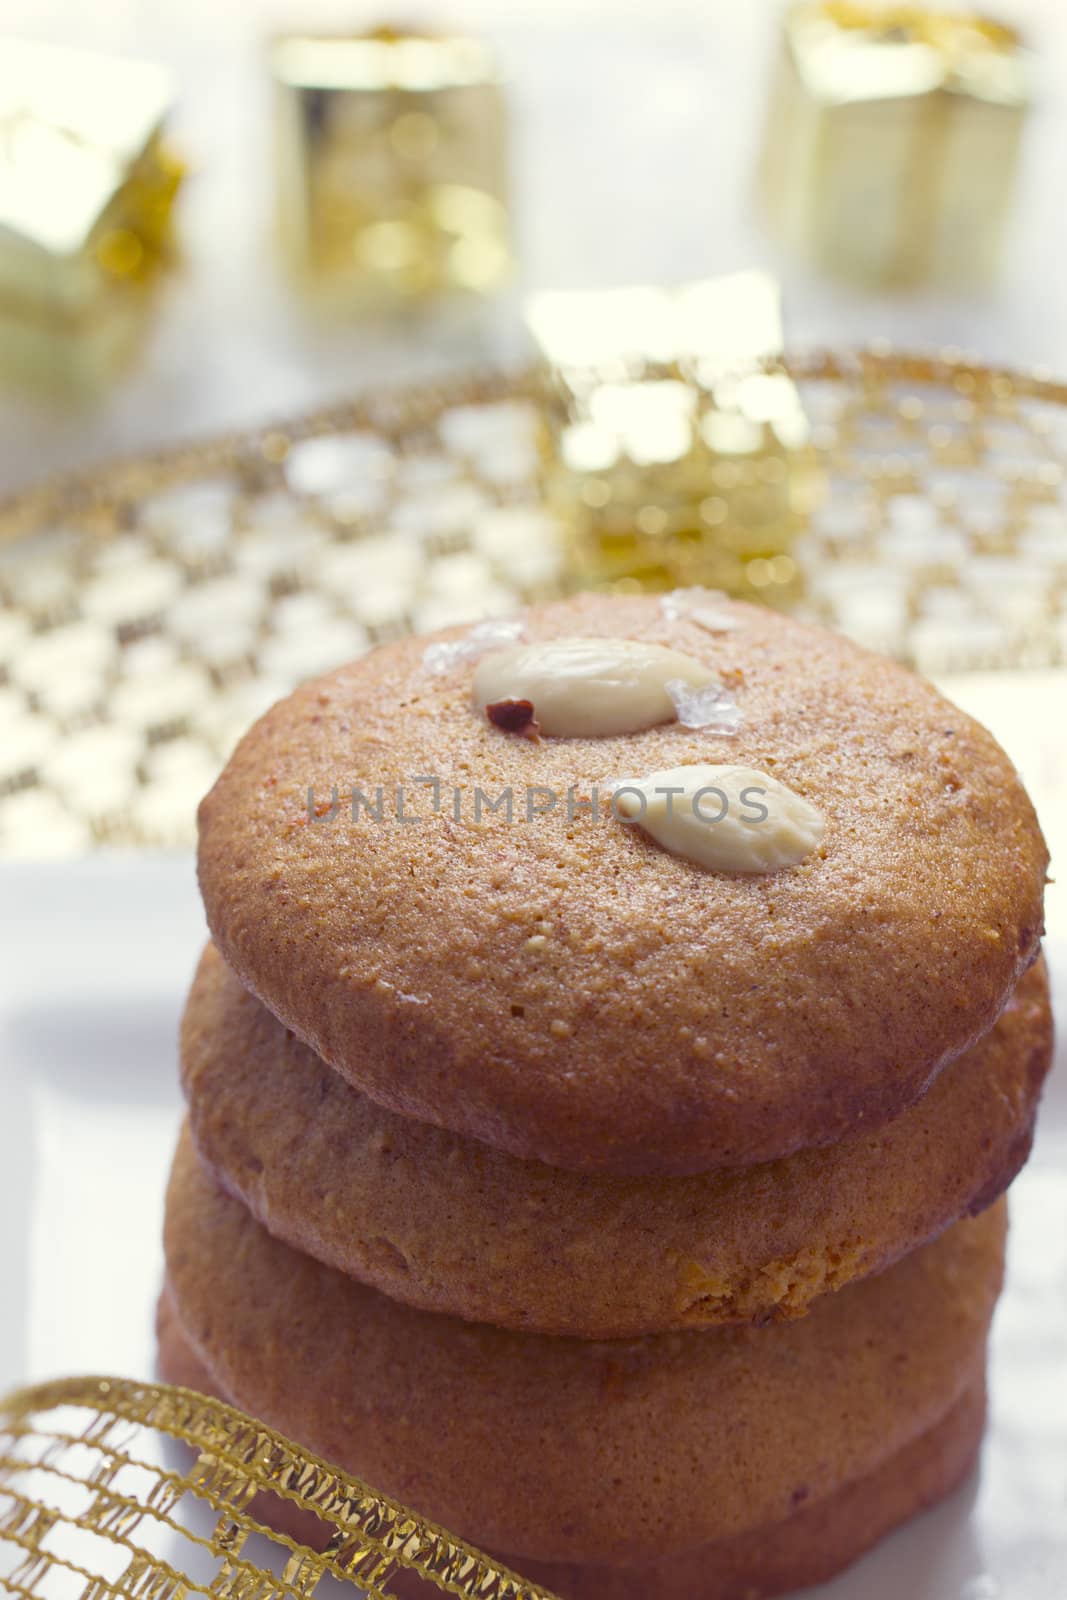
(0, 1376, 561, 1600)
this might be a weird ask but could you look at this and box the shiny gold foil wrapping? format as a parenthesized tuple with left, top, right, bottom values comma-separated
(0, 1375, 560, 1599)
(270, 28, 511, 304)
(527, 271, 817, 603)
(0, 39, 183, 391)
(760, 3, 1029, 286)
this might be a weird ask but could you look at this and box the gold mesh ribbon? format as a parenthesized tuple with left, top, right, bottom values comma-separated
(0, 1376, 560, 1600)
(2, 354, 1067, 858)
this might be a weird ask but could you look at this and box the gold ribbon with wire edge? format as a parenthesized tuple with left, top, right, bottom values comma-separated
(0, 1376, 562, 1600)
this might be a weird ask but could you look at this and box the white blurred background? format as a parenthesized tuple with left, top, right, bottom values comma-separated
(3, 0, 1067, 495)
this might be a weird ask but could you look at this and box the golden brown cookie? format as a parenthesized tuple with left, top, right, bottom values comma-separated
(196, 592, 1047, 1175)
(182, 942, 1049, 1336)
(163, 1125, 1005, 1566)
(157, 1291, 987, 1600)
(498, 1370, 987, 1600)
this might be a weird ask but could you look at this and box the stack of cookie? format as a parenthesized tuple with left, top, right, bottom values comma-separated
(160, 593, 1051, 1600)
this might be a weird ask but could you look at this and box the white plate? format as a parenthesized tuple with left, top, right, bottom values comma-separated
(0, 851, 1064, 1600)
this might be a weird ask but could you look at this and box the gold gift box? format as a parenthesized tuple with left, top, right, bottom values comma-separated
(526, 271, 816, 603)
(270, 27, 511, 304)
(760, 3, 1029, 286)
(0, 37, 183, 391)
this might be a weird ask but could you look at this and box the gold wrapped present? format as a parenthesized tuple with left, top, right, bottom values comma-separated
(0, 37, 183, 392)
(526, 271, 816, 604)
(760, 3, 1029, 286)
(270, 27, 510, 304)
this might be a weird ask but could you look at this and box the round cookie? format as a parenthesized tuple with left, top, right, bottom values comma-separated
(157, 1294, 987, 1600)
(499, 1371, 986, 1600)
(156, 1286, 216, 1393)
(196, 592, 1048, 1175)
(163, 1125, 1005, 1566)
(182, 942, 1050, 1336)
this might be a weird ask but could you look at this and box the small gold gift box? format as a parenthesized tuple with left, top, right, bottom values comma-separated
(526, 271, 815, 604)
(0, 38, 183, 392)
(760, 3, 1030, 286)
(270, 27, 511, 304)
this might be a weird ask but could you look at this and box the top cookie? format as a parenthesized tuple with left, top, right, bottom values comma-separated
(197, 591, 1047, 1174)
